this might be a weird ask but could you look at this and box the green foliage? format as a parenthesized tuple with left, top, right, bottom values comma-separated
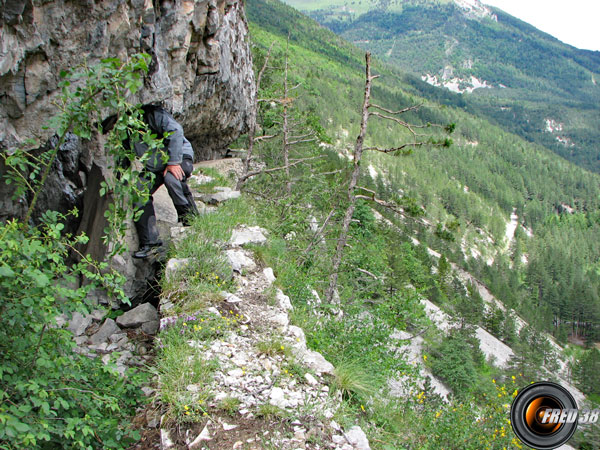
(155, 314, 225, 424)
(0, 218, 144, 448)
(0, 54, 158, 449)
(300, 0, 600, 173)
(573, 348, 600, 397)
(428, 331, 479, 394)
(332, 359, 379, 401)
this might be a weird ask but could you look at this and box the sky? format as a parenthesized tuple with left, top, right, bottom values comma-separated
(482, 0, 600, 51)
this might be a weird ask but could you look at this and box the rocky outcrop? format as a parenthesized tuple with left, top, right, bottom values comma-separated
(0, 0, 255, 301)
(0, 0, 255, 159)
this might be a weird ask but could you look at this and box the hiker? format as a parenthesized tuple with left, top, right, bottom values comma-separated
(132, 104, 198, 258)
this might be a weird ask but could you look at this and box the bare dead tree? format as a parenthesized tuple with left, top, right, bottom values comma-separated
(324, 52, 377, 304)
(324, 52, 453, 304)
(237, 43, 274, 191)
(283, 35, 291, 194)
(238, 39, 317, 192)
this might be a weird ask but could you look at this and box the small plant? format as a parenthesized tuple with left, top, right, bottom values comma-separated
(218, 396, 242, 417)
(256, 338, 290, 357)
(257, 403, 288, 420)
(332, 359, 379, 402)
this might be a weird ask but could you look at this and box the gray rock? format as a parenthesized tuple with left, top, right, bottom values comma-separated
(116, 303, 158, 328)
(230, 226, 268, 247)
(67, 311, 93, 336)
(170, 226, 190, 244)
(294, 348, 334, 375)
(165, 258, 193, 281)
(109, 332, 127, 344)
(201, 189, 241, 205)
(89, 309, 107, 322)
(74, 335, 88, 346)
(141, 320, 160, 335)
(276, 289, 293, 311)
(225, 249, 256, 273)
(89, 318, 120, 345)
(344, 426, 371, 450)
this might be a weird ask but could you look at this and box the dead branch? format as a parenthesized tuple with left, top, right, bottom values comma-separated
(364, 142, 426, 153)
(238, 155, 323, 184)
(355, 267, 380, 280)
(369, 103, 423, 115)
(288, 137, 317, 146)
(254, 134, 278, 142)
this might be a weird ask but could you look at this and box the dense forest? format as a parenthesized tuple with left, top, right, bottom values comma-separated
(284, 0, 600, 173)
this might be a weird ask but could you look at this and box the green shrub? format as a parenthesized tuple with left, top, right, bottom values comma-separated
(0, 218, 145, 448)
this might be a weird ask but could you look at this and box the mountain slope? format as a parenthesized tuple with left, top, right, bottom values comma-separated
(246, 0, 600, 378)
(281, 0, 600, 173)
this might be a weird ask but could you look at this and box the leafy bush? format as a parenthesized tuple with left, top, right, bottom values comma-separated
(0, 54, 156, 448)
(0, 217, 144, 448)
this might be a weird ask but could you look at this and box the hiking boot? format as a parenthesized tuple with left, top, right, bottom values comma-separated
(133, 241, 163, 259)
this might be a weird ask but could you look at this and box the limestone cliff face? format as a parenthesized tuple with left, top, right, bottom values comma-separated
(0, 0, 255, 158)
(0, 0, 255, 302)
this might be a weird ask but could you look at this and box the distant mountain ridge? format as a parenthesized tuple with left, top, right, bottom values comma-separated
(282, 0, 600, 172)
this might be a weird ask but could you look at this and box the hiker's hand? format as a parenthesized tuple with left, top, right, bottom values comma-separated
(164, 164, 184, 181)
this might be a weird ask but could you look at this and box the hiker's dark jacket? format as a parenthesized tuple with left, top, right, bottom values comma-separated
(134, 106, 194, 173)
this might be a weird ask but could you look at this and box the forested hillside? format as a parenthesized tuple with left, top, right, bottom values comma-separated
(282, 0, 600, 173)
(247, 0, 600, 342)
(240, 0, 600, 446)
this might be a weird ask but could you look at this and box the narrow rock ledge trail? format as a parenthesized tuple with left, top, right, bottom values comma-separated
(138, 159, 372, 450)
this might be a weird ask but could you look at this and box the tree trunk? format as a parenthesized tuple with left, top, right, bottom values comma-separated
(283, 36, 291, 194)
(325, 52, 373, 304)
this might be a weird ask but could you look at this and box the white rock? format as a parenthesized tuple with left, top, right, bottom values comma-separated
(223, 422, 238, 431)
(230, 225, 267, 247)
(270, 312, 289, 327)
(344, 426, 370, 450)
(161, 429, 175, 449)
(228, 368, 244, 378)
(207, 307, 221, 316)
(188, 424, 211, 449)
(189, 174, 213, 185)
(269, 387, 287, 408)
(288, 326, 306, 347)
(304, 373, 318, 386)
(222, 292, 243, 304)
(295, 348, 334, 375)
(310, 289, 322, 305)
(263, 267, 276, 284)
(276, 289, 293, 311)
(332, 435, 347, 445)
(225, 249, 257, 273)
